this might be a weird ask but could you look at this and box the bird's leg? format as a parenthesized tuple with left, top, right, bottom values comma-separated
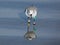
(33, 18, 36, 32)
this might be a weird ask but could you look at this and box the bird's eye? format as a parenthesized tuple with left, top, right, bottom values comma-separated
(29, 37, 32, 38)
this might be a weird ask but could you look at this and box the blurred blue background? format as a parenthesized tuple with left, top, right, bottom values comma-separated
(0, 0, 60, 45)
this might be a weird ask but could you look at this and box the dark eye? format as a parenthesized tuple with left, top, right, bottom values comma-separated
(29, 37, 32, 38)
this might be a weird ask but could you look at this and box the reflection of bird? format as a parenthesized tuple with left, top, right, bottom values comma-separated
(24, 31, 37, 40)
